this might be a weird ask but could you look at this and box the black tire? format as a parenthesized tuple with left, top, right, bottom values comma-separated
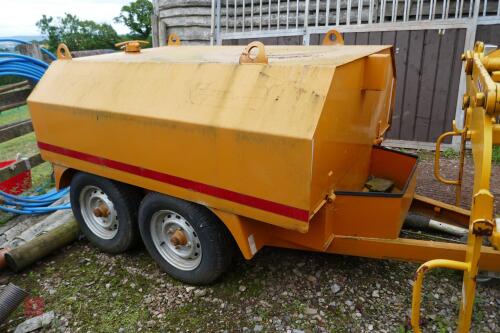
(70, 172, 141, 253)
(139, 192, 233, 285)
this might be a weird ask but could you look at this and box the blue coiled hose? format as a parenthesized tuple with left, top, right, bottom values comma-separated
(0, 188, 71, 214)
(0, 39, 71, 215)
(0, 53, 49, 82)
(0, 38, 56, 60)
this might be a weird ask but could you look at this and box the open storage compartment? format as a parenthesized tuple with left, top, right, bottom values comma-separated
(330, 146, 417, 239)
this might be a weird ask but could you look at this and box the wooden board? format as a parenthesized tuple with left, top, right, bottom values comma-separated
(0, 154, 44, 183)
(0, 86, 31, 112)
(428, 29, 462, 143)
(414, 30, 440, 141)
(476, 24, 500, 47)
(0, 119, 33, 144)
(400, 30, 425, 141)
(0, 81, 29, 94)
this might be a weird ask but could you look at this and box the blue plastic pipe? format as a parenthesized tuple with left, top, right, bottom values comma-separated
(0, 38, 56, 60)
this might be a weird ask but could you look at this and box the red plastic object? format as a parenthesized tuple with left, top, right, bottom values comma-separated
(0, 160, 32, 194)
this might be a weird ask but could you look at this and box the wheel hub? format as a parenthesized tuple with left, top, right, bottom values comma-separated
(150, 210, 202, 271)
(79, 185, 119, 240)
(170, 228, 188, 247)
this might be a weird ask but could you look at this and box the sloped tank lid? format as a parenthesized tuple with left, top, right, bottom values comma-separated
(30, 44, 392, 140)
(74, 45, 390, 66)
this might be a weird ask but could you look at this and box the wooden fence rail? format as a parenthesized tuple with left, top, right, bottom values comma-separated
(0, 104, 42, 183)
(0, 81, 31, 112)
(0, 119, 33, 143)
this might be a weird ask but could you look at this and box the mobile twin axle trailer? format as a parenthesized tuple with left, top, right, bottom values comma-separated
(27, 34, 499, 332)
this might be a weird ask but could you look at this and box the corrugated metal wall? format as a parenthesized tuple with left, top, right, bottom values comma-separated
(223, 29, 476, 142)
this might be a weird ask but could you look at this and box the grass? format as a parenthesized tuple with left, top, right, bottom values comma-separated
(493, 145, 500, 164)
(5, 246, 155, 333)
(442, 148, 460, 159)
(0, 104, 30, 126)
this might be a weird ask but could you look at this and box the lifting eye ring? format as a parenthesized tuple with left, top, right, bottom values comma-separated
(239, 41, 268, 64)
(168, 33, 181, 46)
(56, 43, 72, 60)
(322, 29, 344, 46)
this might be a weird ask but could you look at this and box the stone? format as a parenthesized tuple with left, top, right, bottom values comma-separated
(239, 285, 247, 292)
(194, 289, 206, 297)
(253, 324, 263, 332)
(304, 307, 318, 316)
(372, 290, 380, 298)
(331, 284, 341, 294)
(307, 275, 317, 283)
(14, 311, 55, 333)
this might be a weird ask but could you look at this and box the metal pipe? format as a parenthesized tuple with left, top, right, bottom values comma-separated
(210, 0, 216, 45)
(428, 219, 468, 237)
(0, 283, 29, 324)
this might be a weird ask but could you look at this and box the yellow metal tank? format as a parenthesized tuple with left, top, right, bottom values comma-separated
(28, 43, 396, 233)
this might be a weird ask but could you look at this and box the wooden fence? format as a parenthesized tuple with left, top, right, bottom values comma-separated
(0, 82, 43, 184)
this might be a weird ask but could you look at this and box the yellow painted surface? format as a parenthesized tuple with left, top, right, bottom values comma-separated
(411, 42, 500, 333)
(28, 44, 395, 232)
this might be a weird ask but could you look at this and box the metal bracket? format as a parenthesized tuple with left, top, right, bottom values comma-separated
(322, 29, 344, 46)
(56, 44, 72, 60)
(239, 42, 268, 65)
(168, 34, 181, 46)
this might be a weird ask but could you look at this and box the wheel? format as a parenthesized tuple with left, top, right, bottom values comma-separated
(139, 192, 233, 285)
(70, 172, 141, 253)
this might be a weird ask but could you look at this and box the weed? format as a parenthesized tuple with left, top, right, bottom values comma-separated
(493, 145, 500, 164)
(442, 148, 459, 159)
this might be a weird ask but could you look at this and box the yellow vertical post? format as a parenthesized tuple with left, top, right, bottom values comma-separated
(411, 41, 499, 332)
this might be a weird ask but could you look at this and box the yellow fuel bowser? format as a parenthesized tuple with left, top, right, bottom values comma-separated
(27, 32, 499, 331)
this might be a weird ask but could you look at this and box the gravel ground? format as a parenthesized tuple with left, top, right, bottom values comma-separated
(415, 151, 500, 215)
(0, 153, 498, 333)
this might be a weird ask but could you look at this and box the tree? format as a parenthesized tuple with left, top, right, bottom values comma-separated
(114, 0, 153, 40)
(36, 14, 119, 52)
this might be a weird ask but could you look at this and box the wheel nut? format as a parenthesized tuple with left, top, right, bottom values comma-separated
(93, 203, 110, 217)
(170, 229, 188, 247)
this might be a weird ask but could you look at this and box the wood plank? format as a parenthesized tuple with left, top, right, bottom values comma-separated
(309, 34, 321, 45)
(476, 24, 500, 46)
(414, 30, 440, 141)
(0, 154, 44, 183)
(0, 86, 31, 110)
(277, 35, 302, 45)
(382, 139, 457, 151)
(343, 32, 356, 45)
(428, 29, 458, 142)
(400, 29, 425, 141)
(381, 31, 396, 47)
(0, 81, 30, 94)
(443, 28, 466, 143)
(388, 30, 410, 139)
(0, 119, 33, 144)
(152, 13, 160, 48)
(368, 31, 382, 45)
(0, 101, 26, 113)
(355, 32, 369, 45)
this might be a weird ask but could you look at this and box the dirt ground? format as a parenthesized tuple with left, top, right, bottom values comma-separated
(0, 152, 498, 333)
